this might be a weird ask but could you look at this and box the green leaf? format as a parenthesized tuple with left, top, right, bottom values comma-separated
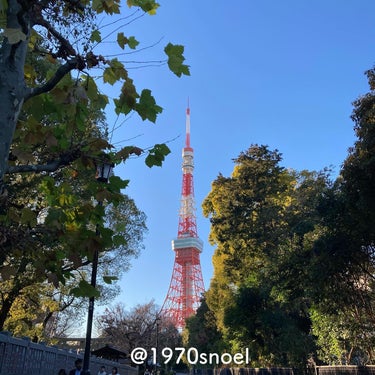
(115, 146, 143, 162)
(164, 43, 190, 77)
(103, 67, 117, 85)
(117, 32, 127, 49)
(115, 33, 139, 52)
(70, 279, 101, 298)
(105, 0, 121, 14)
(145, 143, 171, 167)
(92, 0, 102, 11)
(103, 59, 127, 85)
(127, 36, 139, 49)
(114, 79, 139, 115)
(82, 76, 109, 109)
(109, 175, 129, 191)
(90, 29, 101, 43)
(74, 102, 89, 131)
(114, 97, 131, 116)
(93, 0, 120, 14)
(126, 0, 159, 14)
(135, 89, 162, 122)
(112, 234, 127, 247)
(103, 275, 118, 284)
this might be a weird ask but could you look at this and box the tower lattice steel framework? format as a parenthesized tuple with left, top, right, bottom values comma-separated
(161, 105, 205, 330)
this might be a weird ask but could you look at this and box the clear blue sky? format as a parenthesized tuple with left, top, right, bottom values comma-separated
(97, 1, 375, 313)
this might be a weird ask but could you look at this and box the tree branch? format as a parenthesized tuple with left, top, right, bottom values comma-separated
(24, 57, 83, 101)
(33, 16, 76, 58)
(6, 160, 62, 174)
(6, 149, 82, 174)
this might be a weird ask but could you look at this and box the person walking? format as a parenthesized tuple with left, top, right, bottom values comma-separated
(69, 359, 83, 375)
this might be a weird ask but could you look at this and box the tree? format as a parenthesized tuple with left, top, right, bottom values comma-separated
(205, 146, 292, 277)
(0, 0, 189, 315)
(101, 194, 147, 277)
(2, 281, 81, 340)
(200, 69, 375, 367)
(310, 305, 375, 365)
(0, 193, 147, 338)
(203, 145, 328, 367)
(0, 0, 189, 194)
(97, 300, 181, 368)
(183, 296, 225, 364)
(0, 0, 187, 287)
(341, 66, 375, 244)
(97, 301, 158, 352)
(0, 54, 148, 332)
(306, 67, 375, 365)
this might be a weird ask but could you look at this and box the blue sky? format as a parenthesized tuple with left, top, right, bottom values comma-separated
(95, 1, 375, 314)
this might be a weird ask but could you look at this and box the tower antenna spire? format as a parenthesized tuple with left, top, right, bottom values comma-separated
(161, 104, 205, 330)
(186, 98, 191, 148)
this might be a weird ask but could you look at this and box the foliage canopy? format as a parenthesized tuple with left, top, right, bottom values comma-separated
(0, 0, 189, 336)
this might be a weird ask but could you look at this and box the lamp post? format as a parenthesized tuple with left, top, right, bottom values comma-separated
(82, 161, 113, 375)
(154, 316, 161, 375)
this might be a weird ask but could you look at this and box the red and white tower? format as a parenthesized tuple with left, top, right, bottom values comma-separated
(161, 105, 205, 330)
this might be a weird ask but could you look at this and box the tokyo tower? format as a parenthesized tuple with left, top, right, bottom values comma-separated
(161, 105, 205, 330)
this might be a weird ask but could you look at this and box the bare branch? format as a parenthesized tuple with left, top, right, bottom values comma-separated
(93, 11, 145, 49)
(102, 37, 164, 57)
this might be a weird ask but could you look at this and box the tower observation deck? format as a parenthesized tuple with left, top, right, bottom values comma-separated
(161, 105, 205, 330)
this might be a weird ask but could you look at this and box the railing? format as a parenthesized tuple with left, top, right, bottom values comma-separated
(315, 367, 375, 375)
(0, 332, 138, 375)
(212, 368, 294, 375)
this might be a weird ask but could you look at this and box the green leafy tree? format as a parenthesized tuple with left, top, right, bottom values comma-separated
(0, 0, 189, 194)
(342, 67, 375, 244)
(0, 0, 189, 326)
(203, 145, 293, 322)
(203, 145, 324, 367)
(183, 296, 225, 366)
(309, 306, 373, 365)
(201, 68, 375, 367)
(2, 281, 81, 340)
(0, 87, 122, 329)
(306, 67, 375, 365)
(0, 194, 147, 338)
(0, 0, 187, 288)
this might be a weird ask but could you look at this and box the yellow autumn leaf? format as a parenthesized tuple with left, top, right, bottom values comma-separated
(24, 64, 36, 81)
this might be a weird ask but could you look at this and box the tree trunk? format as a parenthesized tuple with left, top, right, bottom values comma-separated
(0, 256, 32, 330)
(0, 0, 29, 189)
(0, 286, 21, 330)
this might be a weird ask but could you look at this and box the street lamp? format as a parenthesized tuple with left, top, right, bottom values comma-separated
(154, 316, 161, 375)
(96, 162, 114, 182)
(82, 160, 114, 375)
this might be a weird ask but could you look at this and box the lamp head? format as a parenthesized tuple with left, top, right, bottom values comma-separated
(96, 162, 114, 183)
